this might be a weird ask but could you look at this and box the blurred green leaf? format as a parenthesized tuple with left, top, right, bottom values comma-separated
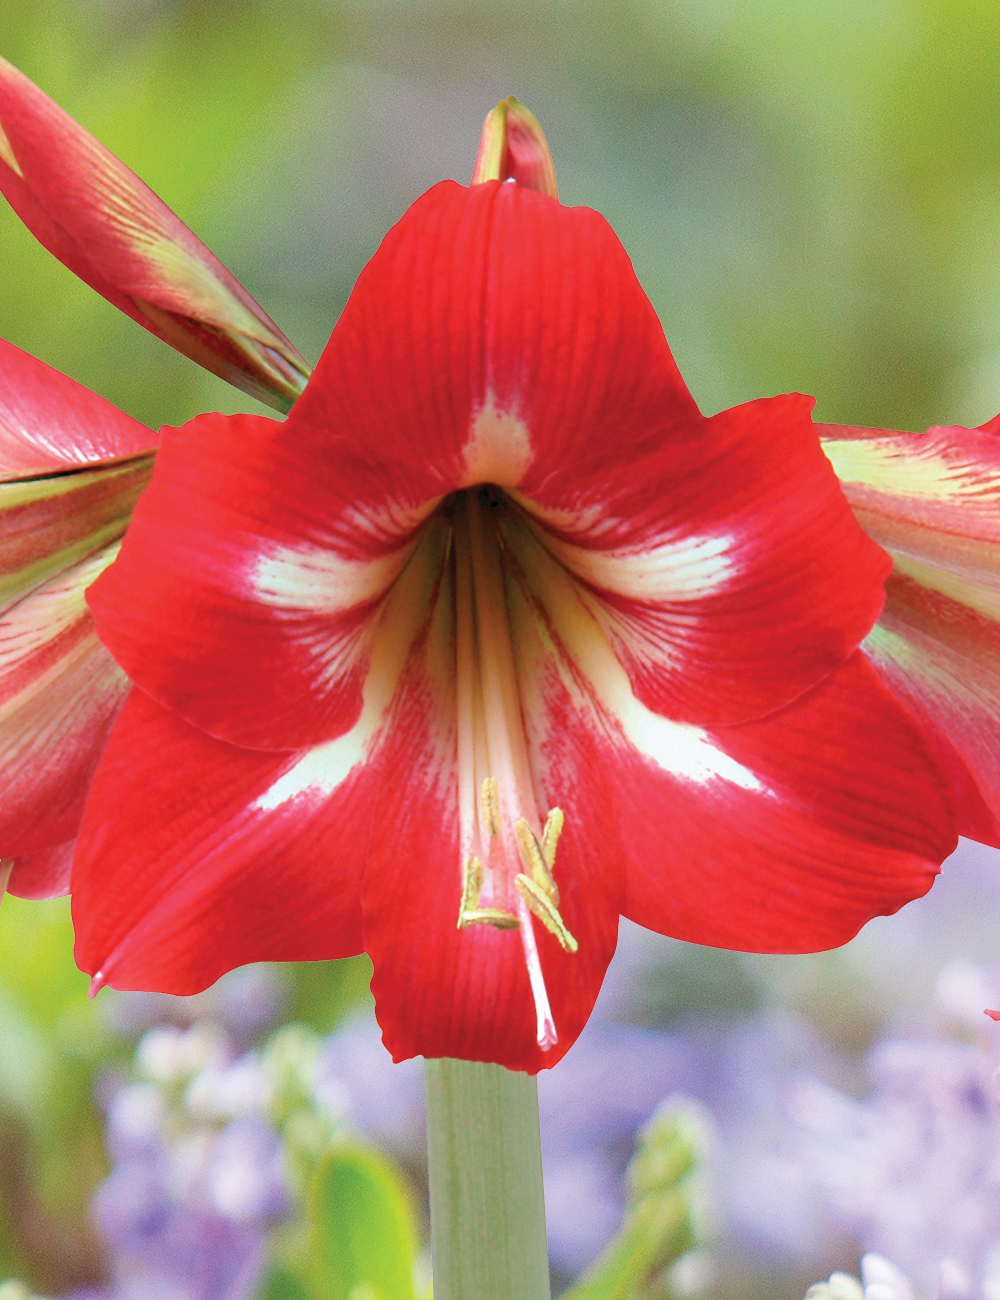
(562, 1101, 707, 1300)
(307, 1146, 418, 1300)
(284, 956, 374, 1036)
(258, 1261, 315, 1300)
(0, 897, 111, 1291)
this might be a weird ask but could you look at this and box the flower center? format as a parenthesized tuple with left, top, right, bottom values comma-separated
(450, 486, 577, 1051)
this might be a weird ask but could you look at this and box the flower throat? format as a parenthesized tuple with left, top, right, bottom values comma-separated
(450, 485, 578, 1052)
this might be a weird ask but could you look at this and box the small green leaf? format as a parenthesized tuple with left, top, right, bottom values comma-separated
(255, 1260, 314, 1300)
(307, 1146, 418, 1300)
(561, 1101, 709, 1300)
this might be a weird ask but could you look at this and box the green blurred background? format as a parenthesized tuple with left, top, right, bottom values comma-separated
(3, 0, 1000, 1293)
(7, 0, 1000, 438)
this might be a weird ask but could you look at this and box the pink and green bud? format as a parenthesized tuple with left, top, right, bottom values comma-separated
(471, 96, 559, 198)
(0, 58, 311, 412)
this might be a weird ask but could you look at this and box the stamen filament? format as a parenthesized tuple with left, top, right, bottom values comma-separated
(516, 891, 559, 1050)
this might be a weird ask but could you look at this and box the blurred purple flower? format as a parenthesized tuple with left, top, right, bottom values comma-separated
(91, 1024, 288, 1300)
(788, 1014, 1000, 1298)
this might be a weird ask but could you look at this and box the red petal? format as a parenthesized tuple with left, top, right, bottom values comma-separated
(72, 689, 370, 994)
(615, 653, 956, 951)
(864, 574, 1000, 845)
(292, 179, 697, 489)
(88, 416, 448, 749)
(0, 59, 309, 411)
(0, 337, 153, 473)
(364, 634, 621, 1074)
(0, 549, 129, 856)
(527, 392, 889, 725)
(7, 840, 73, 899)
(821, 420, 1000, 845)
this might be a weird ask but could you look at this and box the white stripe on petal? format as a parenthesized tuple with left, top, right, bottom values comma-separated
(892, 553, 1000, 620)
(250, 540, 416, 615)
(613, 695, 763, 790)
(253, 725, 374, 810)
(254, 517, 452, 810)
(541, 529, 736, 601)
(460, 395, 533, 489)
(824, 436, 1000, 503)
(507, 519, 764, 792)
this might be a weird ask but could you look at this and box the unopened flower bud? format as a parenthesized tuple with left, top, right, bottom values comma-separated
(471, 96, 558, 197)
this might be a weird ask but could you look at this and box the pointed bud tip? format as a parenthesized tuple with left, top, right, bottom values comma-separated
(471, 95, 558, 199)
(89, 970, 106, 999)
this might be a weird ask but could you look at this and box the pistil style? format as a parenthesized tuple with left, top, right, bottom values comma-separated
(452, 487, 577, 1050)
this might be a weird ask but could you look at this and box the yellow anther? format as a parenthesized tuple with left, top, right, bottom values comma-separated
(515, 817, 559, 905)
(481, 776, 501, 837)
(458, 855, 519, 931)
(541, 807, 564, 872)
(458, 855, 484, 926)
(515, 873, 579, 953)
(460, 908, 521, 931)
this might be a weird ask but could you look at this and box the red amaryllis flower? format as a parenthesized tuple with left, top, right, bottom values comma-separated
(73, 181, 956, 1070)
(0, 77, 962, 1070)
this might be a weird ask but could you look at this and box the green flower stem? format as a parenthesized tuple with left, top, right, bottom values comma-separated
(424, 1058, 550, 1300)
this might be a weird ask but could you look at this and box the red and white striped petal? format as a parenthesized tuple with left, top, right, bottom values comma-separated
(530, 393, 888, 726)
(0, 58, 310, 411)
(0, 337, 153, 473)
(0, 355, 154, 896)
(614, 653, 955, 951)
(365, 553, 621, 1073)
(820, 420, 1000, 845)
(71, 689, 369, 993)
(74, 536, 449, 991)
(819, 421, 1000, 576)
(88, 416, 449, 750)
(0, 546, 129, 859)
(508, 518, 955, 951)
(0, 452, 153, 612)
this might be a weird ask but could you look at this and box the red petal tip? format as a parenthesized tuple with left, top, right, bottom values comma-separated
(984, 1008, 1000, 1021)
(88, 970, 106, 999)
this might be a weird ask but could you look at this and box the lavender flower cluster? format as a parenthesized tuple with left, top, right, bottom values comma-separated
(787, 962, 1000, 1300)
(88, 1022, 288, 1300)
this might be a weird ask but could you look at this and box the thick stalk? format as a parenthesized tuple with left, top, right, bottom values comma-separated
(425, 1057, 550, 1300)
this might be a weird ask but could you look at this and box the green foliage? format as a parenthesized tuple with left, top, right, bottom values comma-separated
(258, 1026, 423, 1300)
(285, 957, 375, 1037)
(562, 1102, 707, 1300)
(0, 897, 113, 1291)
(306, 1147, 418, 1300)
